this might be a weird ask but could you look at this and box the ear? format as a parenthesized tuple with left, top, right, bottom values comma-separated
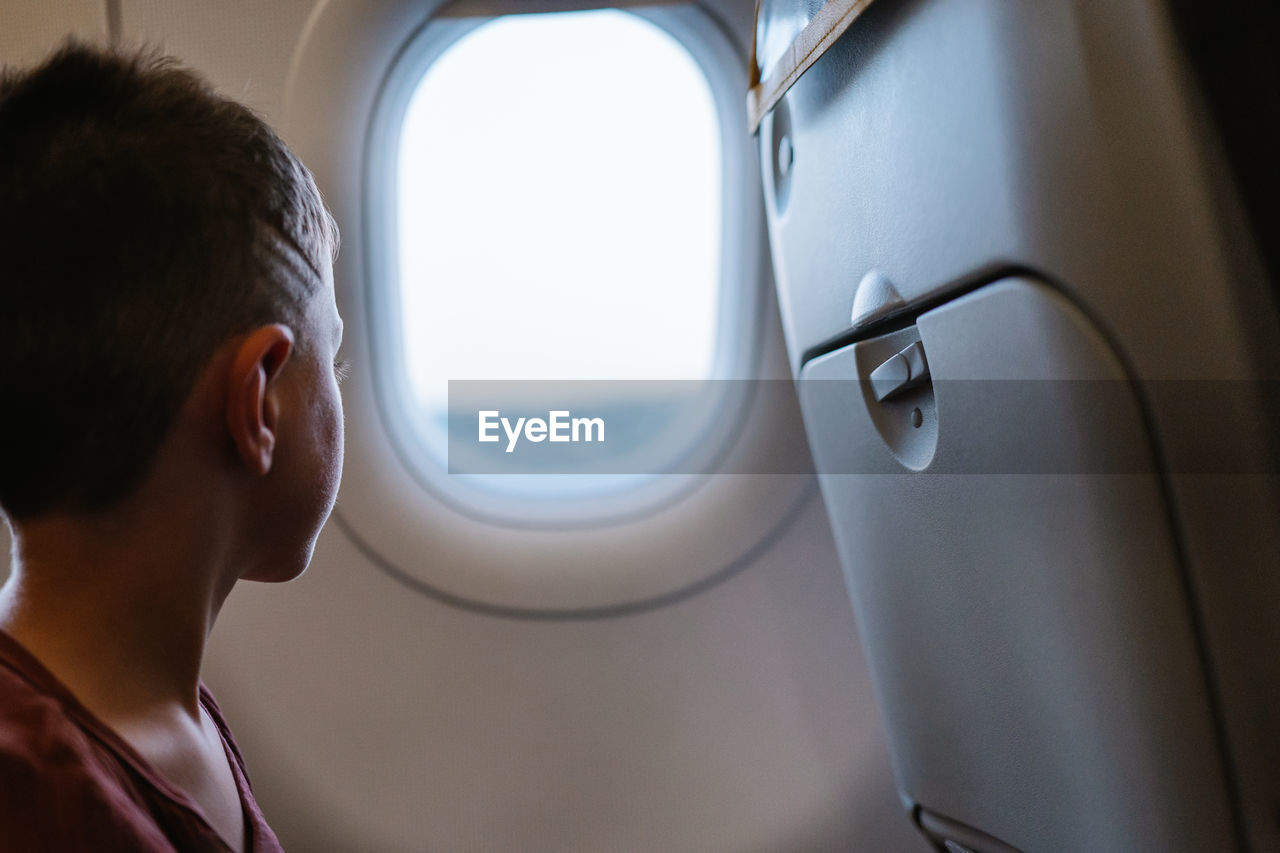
(225, 324, 295, 476)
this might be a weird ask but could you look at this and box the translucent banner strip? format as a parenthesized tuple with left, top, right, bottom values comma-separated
(439, 0, 684, 18)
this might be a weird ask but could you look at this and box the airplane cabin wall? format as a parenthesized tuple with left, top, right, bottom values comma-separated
(0, 2, 923, 850)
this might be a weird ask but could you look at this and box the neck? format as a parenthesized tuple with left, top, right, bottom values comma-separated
(0, 497, 238, 721)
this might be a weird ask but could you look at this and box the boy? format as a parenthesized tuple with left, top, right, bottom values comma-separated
(0, 41, 345, 851)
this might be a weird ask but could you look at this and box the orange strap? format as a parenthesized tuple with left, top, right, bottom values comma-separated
(747, 0, 879, 133)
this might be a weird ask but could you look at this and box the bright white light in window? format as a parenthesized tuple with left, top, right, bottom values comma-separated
(397, 9, 722, 419)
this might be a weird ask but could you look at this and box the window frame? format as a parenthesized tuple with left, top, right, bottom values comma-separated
(282, 0, 815, 616)
(363, 4, 766, 528)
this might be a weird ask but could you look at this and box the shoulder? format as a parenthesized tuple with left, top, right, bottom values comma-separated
(198, 684, 250, 778)
(198, 684, 287, 852)
(0, 663, 175, 851)
(0, 657, 94, 769)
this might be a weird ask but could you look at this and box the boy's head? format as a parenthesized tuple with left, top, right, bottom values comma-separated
(0, 42, 343, 572)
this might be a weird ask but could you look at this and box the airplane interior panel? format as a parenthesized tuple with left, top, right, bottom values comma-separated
(762, 0, 1280, 850)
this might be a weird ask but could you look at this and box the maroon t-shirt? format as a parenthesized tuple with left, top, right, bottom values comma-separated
(0, 630, 284, 851)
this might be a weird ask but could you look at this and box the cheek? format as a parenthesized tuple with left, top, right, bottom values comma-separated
(309, 376, 344, 514)
(321, 390, 345, 505)
(289, 384, 343, 575)
(245, 372, 344, 583)
(291, 371, 344, 526)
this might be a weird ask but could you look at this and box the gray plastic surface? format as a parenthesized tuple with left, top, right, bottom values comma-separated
(799, 278, 1235, 851)
(764, 0, 1280, 848)
(760, 0, 1280, 380)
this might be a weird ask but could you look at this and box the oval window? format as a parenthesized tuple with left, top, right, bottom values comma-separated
(373, 8, 743, 525)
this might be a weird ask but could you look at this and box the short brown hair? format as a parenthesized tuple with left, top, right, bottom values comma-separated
(0, 41, 339, 519)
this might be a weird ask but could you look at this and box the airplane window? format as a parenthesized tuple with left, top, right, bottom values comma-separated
(376, 8, 735, 522)
(399, 9, 721, 404)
